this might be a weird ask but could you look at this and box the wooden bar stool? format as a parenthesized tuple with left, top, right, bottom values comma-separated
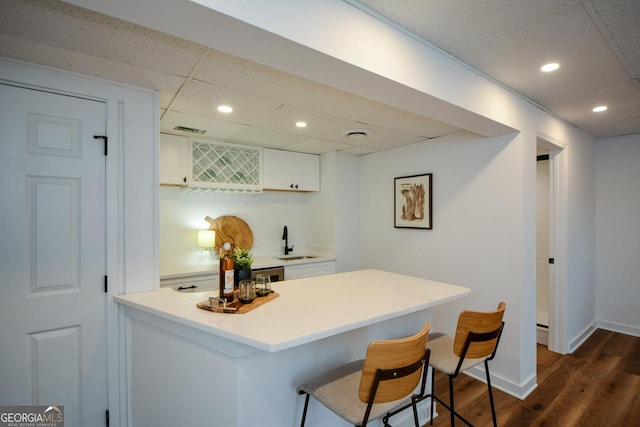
(297, 322, 431, 427)
(427, 302, 506, 426)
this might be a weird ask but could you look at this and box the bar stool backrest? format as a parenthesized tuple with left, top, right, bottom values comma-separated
(453, 302, 506, 358)
(358, 322, 430, 403)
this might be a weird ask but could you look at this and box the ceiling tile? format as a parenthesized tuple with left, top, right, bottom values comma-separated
(160, 111, 249, 139)
(457, 3, 629, 102)
(589, 0, 640, 76)
(0, 0, 206, 77)
(171, 80, 284, 120)
(283, 139, 355, 154)
(0, 34, 184, 109)
(353, 0, 576, 55)
(541, 80, 640, 137)
(230, 127, 305, 149)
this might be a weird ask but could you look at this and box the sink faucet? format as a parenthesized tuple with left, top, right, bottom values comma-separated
(282, 225, 294, 255)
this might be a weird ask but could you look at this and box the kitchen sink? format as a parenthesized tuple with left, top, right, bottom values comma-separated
(276, 255, 318, 261)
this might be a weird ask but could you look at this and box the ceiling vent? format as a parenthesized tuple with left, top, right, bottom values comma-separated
(342, 128, 373, 139)
(174, 125, 206, 135)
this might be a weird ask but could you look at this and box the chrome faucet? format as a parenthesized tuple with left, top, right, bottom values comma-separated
(282, 225, 294, 255)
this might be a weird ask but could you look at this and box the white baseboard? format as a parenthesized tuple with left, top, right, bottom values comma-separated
(568, 323, 597, 353)
(596, 320, 640, 337)
(465, 366, 537, 400)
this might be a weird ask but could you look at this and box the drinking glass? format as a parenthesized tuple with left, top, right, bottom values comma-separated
(238, 279, 256, 304)
(255, 274, 271, 297)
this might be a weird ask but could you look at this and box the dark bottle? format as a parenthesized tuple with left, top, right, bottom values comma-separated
(219, 242, 234, 302)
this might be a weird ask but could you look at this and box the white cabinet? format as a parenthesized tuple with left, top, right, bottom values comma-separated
(285, 261, 336, 280)
(159, 133, 190, 186)
(263, 148, 319, 191)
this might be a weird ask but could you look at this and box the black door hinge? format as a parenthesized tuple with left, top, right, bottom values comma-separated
(94, 135, 108, 156)
(105, 409, 109, 426)
(104, 275, 108, 293)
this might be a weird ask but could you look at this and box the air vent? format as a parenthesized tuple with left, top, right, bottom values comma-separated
(342, 128, 373, 139)
(174, 125, 206, 135)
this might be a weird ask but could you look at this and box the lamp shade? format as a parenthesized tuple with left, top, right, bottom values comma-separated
(197, 230, 216, 248)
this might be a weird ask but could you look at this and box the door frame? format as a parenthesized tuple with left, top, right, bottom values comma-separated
(536, 134, 567, 354)
(1, 58, 159, 427)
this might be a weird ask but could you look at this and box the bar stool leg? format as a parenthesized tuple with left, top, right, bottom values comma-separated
(448, 376, 455, 426)
(485, 360, 498, 427)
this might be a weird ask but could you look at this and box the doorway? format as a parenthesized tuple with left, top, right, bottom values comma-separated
(535, 136, 565, 353)
(536, 151, 551, 345)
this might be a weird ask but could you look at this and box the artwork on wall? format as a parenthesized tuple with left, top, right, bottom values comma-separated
(394, 173, 432, 229)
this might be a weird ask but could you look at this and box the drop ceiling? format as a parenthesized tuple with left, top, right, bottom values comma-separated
(349, 0, 640, 139)
(1, 0, 638, 157)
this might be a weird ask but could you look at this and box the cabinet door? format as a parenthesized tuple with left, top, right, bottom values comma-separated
(263, 149, 319, 191)
(285, 261, 336, 280)
(263, 148, 293, 190)
(293, 152, 320, 191)
(159, 133, 189, 186)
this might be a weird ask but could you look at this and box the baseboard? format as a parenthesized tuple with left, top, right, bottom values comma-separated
(569, 323, 597, 353)
(596, 320, 640, 337)
(465, 366, 537, 400)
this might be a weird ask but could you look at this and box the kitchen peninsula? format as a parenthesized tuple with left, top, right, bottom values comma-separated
(115, 269, 470, 427)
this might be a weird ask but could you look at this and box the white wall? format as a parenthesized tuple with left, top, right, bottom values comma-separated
(595, 134, 640, 336)
(358, 131, 529, 391)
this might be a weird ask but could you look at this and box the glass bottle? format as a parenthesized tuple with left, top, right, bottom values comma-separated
(219, 242, 234, 302)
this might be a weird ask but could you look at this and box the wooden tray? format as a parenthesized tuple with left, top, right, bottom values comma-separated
(205, 215, 254, 250)
(197, 291, 278, 314)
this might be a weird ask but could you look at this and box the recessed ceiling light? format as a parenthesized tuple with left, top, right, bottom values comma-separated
(592, 105, 608, 113)
(540, 62, 560, 73)
(295, 121, 307, 128)
(217, 105, 233, 113)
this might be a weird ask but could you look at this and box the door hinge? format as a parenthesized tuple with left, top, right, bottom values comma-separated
(104, 275, 108, 293)
(549, 258, 555, 264)
(94, 135, 108, 156)
(105, 409, 109, 426)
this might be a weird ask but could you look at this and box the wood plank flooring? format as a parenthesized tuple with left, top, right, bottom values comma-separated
(425, 329, 640, 427)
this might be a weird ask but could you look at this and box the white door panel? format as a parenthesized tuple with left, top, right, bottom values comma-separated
(0, 83, 107, 427)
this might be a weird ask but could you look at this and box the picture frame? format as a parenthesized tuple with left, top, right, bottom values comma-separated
(394, 173, 432, 229)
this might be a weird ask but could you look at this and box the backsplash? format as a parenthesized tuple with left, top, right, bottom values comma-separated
(159, 187, 316, 276)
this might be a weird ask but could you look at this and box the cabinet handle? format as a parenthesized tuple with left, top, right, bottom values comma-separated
(290, 183, 294, 189)
(183, 177, 187, 183)
(295, 184, 299, 189)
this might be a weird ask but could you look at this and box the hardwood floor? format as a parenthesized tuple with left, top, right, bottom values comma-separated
(425, 329, 640, 427)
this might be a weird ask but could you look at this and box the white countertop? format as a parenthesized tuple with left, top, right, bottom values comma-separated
(115, 269, 470, 352)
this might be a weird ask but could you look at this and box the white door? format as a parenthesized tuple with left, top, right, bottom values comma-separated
(0, 84, 107, 427)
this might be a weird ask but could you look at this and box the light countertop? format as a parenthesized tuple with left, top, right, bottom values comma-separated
(116, 269, 470, 352)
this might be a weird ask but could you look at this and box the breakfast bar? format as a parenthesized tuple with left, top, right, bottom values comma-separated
(115, 269, 470, 426)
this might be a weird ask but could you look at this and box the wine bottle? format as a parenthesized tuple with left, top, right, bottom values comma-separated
(219, 242, 235, 302)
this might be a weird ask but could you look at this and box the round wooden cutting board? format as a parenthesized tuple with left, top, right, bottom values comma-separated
(205, 215, 254, 250)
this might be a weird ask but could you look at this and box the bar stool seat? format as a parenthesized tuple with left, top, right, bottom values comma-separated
(297, 322, 431, 427)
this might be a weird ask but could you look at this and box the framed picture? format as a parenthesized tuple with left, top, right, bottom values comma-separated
(394, 173, 432, 229)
